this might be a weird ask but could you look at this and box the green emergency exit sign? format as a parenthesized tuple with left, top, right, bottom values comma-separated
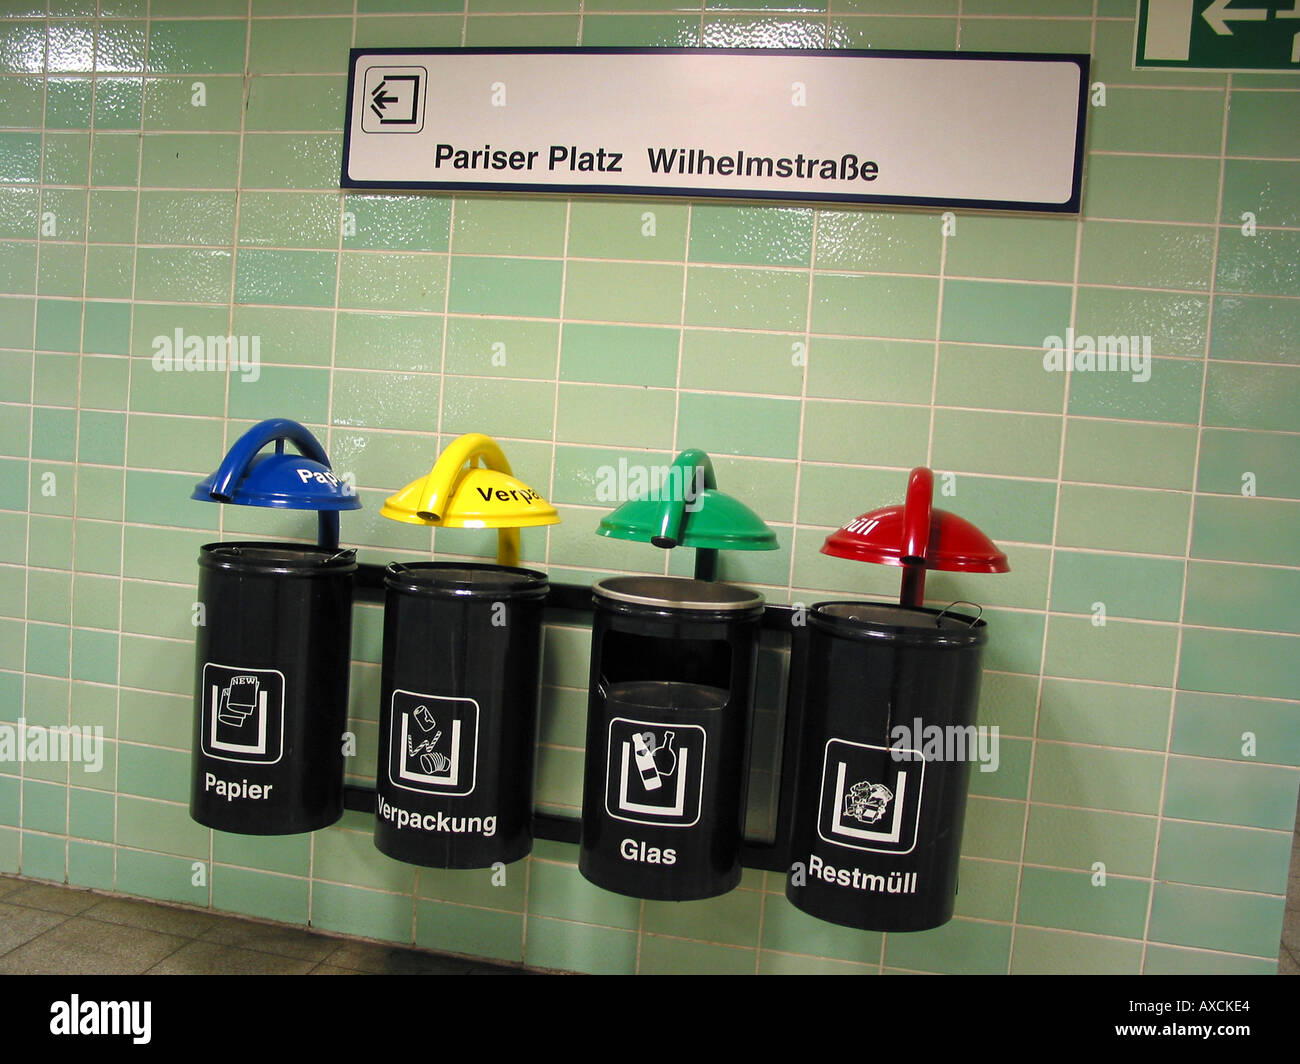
(1137, 0, 1300, 70)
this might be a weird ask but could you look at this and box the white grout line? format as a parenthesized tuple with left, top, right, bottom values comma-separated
(1009, 0, 1097, 976)
(1141, 66, 1238, 977)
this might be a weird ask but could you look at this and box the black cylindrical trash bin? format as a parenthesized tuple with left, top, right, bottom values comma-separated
(579, 576, 764, 901)
(191, 542, 357, 835)
(374, 562, 548, 869)
(785, 601, 988, 932)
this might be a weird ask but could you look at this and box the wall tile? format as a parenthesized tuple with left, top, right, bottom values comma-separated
(1184, 560, 1300, 635)
(1178, 628, 1298, 702)
(580, 13, 700, 47)
(143, 76, 243, 131)
(247, 18, 352, 75)
(1216, 227, 1297, 297)
(1172, 691, 1299, 767)
(451, 256, 563, 319)
(1018, 867, 1151, 939)
(1222, 159, 1300, 228)
(1084, 155, 1221, 224)
(812, 272, 937, 340)
(567, 200, 687, 261)
(685, 266, 808, 332)
(555, 383, 674, 450)
(1024, 805, 1157, 878)
(141, 133, 240, 189)
(1088, 88, 1224, 156)
(566, 263, 686, 330)
(1030, 743, 1165, 815)
(240, 133, 342, 190)
(946, 215, 1075, 284)
(1210, 294, 1299, 365)
(235, 248, 336, 307)
(1226, 89, 1298, 158)
(92, 77, 144, 130)
(1204, 362, 1298, 433)
(941, 280, 1072, 349)
(1037, 677, 1172, 751)
(452, 198, 568, 257)
(1157, 819, 1293, 894)
(1010, 926, 1142, 975)
(147, 20, 246, 75)
(1149, 883, 1284, 959)
(1191, 496, 1299, 567)
(1078, 221, 1215, 291)
(562, 323, 676, 387)
(237, 192, 339, 250)
(932, 409, 1060, 479)
(802, 400, 928, 468)
(1163, 756, 1300, 831)
(339, 252, 445, 313)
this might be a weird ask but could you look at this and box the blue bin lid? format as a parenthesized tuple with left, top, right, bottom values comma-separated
(191, 419, 361, 512)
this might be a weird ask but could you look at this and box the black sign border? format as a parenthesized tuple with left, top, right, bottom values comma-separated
(341, 46, 1090, 214)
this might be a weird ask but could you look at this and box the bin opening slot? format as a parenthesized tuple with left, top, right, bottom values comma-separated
(601, 631, 732, 692)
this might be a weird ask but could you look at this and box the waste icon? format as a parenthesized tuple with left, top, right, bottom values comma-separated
(605, 719, 705, 828)
(631, 729, 678, 792)
(217, 675, 260, 730)
(387, 690, 478, 797)
(406, 704, 453, 776)
(200, 663, 285, 764)
(817, 738, 923, 855)
(843, 779, 894, 825)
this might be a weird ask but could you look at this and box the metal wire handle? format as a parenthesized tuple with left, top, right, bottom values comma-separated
(935, 600, 983, 628)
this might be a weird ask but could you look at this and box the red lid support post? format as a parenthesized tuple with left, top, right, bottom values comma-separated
(899, 467, 933, 609)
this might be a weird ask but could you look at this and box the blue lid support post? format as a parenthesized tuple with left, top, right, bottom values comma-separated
(193, 418, 360, 546)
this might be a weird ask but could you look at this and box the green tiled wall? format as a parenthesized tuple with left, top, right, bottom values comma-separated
(1, 2, 1296, 975)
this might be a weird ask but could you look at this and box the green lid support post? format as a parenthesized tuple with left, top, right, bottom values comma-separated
(650, 449, 718, 580)
(597, 447, 778, 579)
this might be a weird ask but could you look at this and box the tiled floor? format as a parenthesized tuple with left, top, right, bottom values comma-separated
(0, 875, 527, 975)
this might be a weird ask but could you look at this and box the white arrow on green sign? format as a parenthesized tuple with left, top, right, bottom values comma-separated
(1137, 0, 1300, 70)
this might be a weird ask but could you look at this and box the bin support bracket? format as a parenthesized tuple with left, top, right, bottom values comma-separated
(347, 564, 802, 873)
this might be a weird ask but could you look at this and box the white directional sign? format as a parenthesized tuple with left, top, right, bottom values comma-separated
(342, 48, 1089, 213)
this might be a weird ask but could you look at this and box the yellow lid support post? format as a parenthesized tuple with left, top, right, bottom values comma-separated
(381, 433, 559, 565)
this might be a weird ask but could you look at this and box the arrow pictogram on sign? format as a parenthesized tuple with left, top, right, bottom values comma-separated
(1202, 0, 1268, 34)
(359, 66, 426, 134)
(370, 81, 403, 118)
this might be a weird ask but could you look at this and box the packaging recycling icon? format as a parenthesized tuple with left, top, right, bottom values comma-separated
(387, 690, 479, 797)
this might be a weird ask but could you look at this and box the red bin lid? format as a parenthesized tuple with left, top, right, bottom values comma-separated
(822, 505, 1009, 572)
(821, 467, 1009, 573)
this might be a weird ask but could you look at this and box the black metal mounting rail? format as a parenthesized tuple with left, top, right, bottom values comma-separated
(353, 562, 803, 631)
(344, 562, 806, 873)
